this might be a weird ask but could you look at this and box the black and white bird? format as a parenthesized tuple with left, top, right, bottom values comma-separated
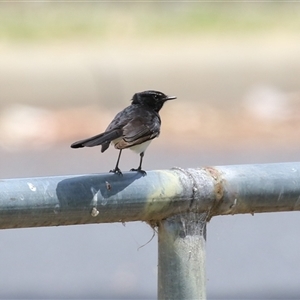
(71, 90, 176, 175)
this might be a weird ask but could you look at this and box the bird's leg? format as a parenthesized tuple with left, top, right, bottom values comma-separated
(130, 152, 147, 176)
(110, 149, 123, 175)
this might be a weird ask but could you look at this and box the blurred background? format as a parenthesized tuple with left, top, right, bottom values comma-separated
(1, 2, 300, 299)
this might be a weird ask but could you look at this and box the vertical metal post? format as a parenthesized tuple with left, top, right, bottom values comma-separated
(158, 212, 207, 300)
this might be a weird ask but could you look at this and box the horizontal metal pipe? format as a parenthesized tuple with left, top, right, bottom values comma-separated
(0, 170, 211, 229)
(208, 162, 300, 218)
(0, 162, 300, 229)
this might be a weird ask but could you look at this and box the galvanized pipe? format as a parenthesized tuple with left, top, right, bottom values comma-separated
(0, 162, 300, 229)
(209, 162, 300, 218)
(0, 169, 213, 229)
(1, 162, 300, 300)
(158, 212, 207, 300)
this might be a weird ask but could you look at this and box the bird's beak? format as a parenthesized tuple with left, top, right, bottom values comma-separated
(165, 95, 177, 101)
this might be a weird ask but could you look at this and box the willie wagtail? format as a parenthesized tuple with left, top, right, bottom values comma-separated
(71, 90, 176, 175)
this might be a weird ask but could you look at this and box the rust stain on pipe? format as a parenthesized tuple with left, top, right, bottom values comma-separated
(203, 166, 224, 220)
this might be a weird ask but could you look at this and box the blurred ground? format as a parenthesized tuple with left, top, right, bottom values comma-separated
(1, 36, 300, 153)
(0, 3, 300, 299)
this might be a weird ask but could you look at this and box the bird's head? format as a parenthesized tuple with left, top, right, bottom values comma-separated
(131, 90, 176, 112)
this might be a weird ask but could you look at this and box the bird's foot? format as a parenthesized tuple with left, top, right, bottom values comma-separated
(110, 167, 123, 176)
(130, 167, 147, 176)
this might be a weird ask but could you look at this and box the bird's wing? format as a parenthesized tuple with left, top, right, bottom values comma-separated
(71, 105, 161, 151)
(70, 106, 133, 151)
(114, 116, 160, 149)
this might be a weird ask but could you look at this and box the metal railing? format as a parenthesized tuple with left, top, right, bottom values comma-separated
(1, 162, 300, 299)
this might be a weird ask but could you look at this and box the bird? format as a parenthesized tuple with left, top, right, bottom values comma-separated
(71, 90, 176, 175)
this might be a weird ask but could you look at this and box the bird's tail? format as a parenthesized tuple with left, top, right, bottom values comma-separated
(71, 129, 122, 153)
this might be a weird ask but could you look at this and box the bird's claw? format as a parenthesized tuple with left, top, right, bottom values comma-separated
(110, 167, 123, 176)
(130, 168, 147, 176)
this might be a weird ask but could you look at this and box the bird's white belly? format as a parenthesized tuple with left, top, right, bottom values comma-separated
(111, 138, 152, 154)
(129, 140, 152, 154)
